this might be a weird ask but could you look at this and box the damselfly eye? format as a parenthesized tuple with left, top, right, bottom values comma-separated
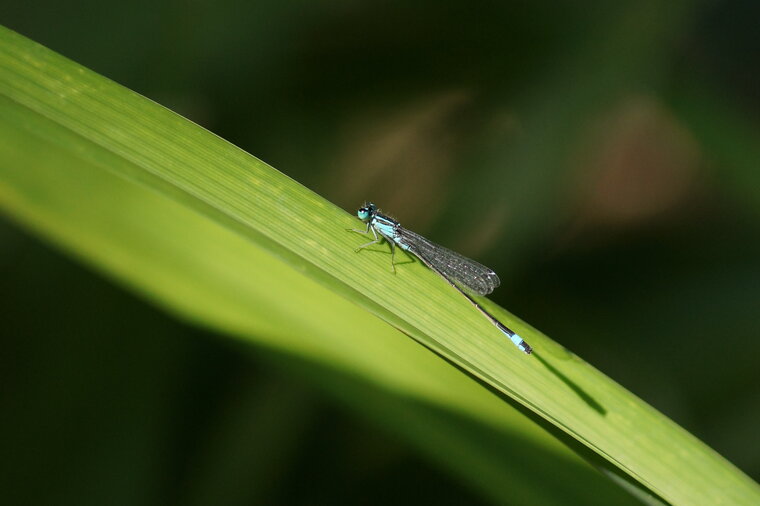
(357, 207, 371, 221)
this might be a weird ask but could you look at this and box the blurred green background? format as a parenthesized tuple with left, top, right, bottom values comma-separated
(1, 0, 759, 504)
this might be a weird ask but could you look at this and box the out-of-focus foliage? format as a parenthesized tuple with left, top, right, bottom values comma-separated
(1, 0, 759, 504)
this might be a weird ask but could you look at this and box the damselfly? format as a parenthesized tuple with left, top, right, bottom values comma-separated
(349, 202, 532, 354)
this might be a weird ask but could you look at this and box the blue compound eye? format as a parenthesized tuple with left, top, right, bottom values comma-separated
(357, 207, 370, 220)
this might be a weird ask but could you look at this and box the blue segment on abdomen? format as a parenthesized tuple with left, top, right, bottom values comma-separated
(510, 333, 524, 348)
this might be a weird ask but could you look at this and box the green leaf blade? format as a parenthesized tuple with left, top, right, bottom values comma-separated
(1, 25, 758, 505)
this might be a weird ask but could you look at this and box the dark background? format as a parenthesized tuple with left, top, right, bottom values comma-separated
(1, 1, 759, 504)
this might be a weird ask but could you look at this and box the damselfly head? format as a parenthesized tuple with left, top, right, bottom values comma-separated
(357, 202, 377, 221)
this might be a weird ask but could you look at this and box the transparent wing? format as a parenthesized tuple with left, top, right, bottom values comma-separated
(397, 228, 500, 296)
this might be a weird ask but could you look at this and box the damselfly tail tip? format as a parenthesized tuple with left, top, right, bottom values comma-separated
(510, 333, 532, 355)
